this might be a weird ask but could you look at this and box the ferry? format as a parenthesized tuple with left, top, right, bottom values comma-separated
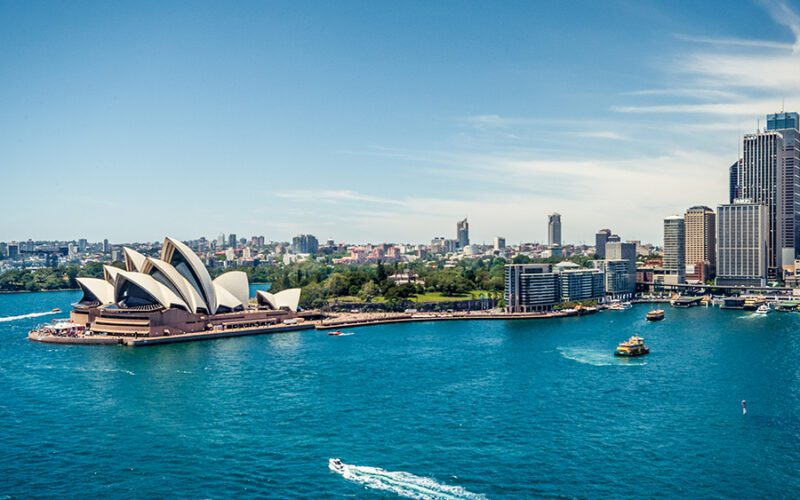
(755, 304, 771, 315)
(614, 335, 650, 357)
(30, 319, 85, 338)
(646, 309, 665, 321)
(607, 301, 632, 311)
(743, 296, 765, 311)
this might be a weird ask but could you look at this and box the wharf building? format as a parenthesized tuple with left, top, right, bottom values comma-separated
(684, 206, 716, 283)
(548, 213, 562, 247)
(715, 200, 768, 286)
(71, 237, 302, 337)
(504, 263, 604, 312)
(663, 215, 686, 285)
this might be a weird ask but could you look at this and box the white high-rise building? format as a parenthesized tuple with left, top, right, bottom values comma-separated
(663, 215, 686, 285)
(716, 200, 768, 286)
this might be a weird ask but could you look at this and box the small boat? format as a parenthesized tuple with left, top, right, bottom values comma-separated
(328, 330, 343, 336)
(615, 335, 649, 357)
(329, 458, 345, 473)
(51, 308, 61, 313)
(755, 304, 770, 315)
(646, 309, 665, 321)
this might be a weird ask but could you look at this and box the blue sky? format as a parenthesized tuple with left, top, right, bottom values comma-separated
(2, 0, 799, 245)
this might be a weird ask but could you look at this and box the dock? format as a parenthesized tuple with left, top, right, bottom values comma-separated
(29, 322, 315, 347)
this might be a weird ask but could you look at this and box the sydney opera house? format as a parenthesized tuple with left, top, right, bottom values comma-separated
(70, 237, 302, 337)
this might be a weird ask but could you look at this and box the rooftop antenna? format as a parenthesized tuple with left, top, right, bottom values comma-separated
(781, 97, 785, 113)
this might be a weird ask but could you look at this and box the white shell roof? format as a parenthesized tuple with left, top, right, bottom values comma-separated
(161, 237, 218, 314)
(103, 265, 124, 284)
(114, 270, 189, 311)
(214, 282, 243, 310)
(140, 257, 210, 314)
(123, 247, 147, 272)
(213, 271, 250, 307)
(256, 288, 301, 312)
(76, 277, 115, 304)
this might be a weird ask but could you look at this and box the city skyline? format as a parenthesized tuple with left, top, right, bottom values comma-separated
(2, 1, 800, 244)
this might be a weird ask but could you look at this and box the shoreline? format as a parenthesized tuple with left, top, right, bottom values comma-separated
(25, 299, 680, 347)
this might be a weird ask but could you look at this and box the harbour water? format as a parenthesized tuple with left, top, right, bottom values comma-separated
(1, 291, 799, 498)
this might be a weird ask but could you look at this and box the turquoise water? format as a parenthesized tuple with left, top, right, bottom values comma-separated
(1, 291, 799, 498)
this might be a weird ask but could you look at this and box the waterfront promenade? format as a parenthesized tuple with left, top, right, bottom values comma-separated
(27, 307, 602, 346)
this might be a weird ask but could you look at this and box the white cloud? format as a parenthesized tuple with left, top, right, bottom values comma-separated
(573, 130, 628, 140)
(673, 33, 794, 50)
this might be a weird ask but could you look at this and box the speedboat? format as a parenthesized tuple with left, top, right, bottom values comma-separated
(755, 304, 770, 315)
(615, 336, 650, 357)
(51, 308, 61, 313)
(328, 330, 343, 336)
(329, 458, 345, 473)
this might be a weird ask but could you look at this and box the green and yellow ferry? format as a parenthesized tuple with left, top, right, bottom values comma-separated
(614, 335, 650, 357)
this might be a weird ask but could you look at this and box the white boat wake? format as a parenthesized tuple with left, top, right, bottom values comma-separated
(0, 311, 58, 323)
(329, 459, 486, 499)
(557, 347, 646, 367)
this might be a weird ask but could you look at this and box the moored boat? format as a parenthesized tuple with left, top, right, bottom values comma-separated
(614, 335, 650, 357)
(646, 309, 665, 321)
(743, 296, 765, 311)
(755, 304, 770, 315)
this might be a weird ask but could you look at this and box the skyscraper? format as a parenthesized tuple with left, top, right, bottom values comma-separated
(740, 130, 784, 277)
(547, 213, 561, 246)
(716, 200, 768, 286)
(456, 218, 469, 249)
(684, 206, 716, 283)
(292, 234, 319, 254)
(605, 241, 636, 293)
(493, 237, 506, 251)
(729, 160, 740, 203)
(595, 228, 611, 258)
(102, 239, 110, 253)
(663, 215, 686, 285)
(228, 233, 237, 248)
(766, 111, 800, 262)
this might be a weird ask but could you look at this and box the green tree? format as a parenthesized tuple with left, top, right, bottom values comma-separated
(358, 281, 380, 302)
